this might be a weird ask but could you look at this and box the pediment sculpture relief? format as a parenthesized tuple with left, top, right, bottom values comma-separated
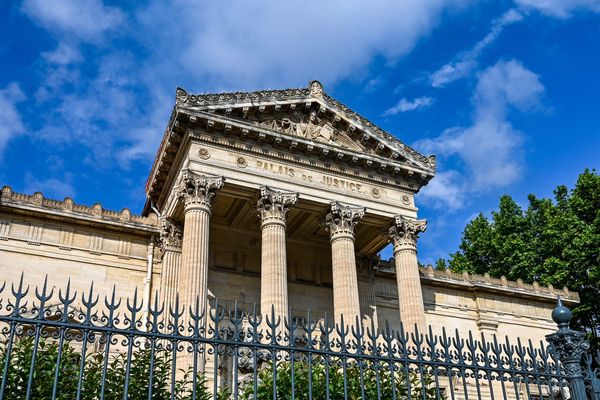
(249, 111, 366, 152)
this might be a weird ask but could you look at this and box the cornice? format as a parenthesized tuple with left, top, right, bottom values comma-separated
(1, 186, 160, 233)
(375, 260, 580, 304)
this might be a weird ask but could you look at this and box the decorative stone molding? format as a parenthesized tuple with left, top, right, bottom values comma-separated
(146, 81, 437, 206)
(323, 202, 365, 240)
(309, 80, 324, 97)
(375, 261, 580, 302)
(256, 186, 298, 226)
(158, 217, 183, 252)
(176, 171, 224, 211)
(0, 186, 159, 227)
(388, 215, 427, 250)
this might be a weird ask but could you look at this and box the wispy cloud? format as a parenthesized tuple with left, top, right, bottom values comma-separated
(514, 0, 600, 18)
(429, 9, 524, 88)
(17, 0, 472, 169)
(140, 0, 470, 89)
(23, 172, 76, 199)
(384, 96, 435, 115)
(417, 59, 545, 209)
(0, 83, 26, 161)
(21, 0, 124, 42)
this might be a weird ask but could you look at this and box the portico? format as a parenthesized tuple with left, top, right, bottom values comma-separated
(145, 81, 436, 333)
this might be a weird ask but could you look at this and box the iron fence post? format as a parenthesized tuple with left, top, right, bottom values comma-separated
(546, 297, 590, 400)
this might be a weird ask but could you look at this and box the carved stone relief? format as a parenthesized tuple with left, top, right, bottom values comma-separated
(242, 109, 367, 152)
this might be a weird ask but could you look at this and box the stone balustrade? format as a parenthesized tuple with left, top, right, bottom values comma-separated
(375, 259, 579, 302)
(1, 186, 159, 227)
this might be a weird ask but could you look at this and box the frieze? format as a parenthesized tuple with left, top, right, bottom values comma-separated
(188, 133, 423, 193)
(254, 160, 370, 196)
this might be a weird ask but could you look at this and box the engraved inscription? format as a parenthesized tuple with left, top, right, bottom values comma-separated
(255, 160, 365, 194)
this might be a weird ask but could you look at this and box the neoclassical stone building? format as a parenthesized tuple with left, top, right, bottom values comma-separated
(0, 81, 578, 343)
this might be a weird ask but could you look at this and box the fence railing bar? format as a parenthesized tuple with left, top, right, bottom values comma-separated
(0, 277, 596, 400)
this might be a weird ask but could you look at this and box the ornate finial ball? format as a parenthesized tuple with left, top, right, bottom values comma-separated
(552, 297, 572, 326)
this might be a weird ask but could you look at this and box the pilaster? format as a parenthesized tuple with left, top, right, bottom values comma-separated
(158, 217, 183, 325)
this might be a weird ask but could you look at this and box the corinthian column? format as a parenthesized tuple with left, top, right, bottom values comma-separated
(257, 186, 298, 325)
(388, 215, 427, 334)
(158, 217, 182, 326)
(176, 170, 224, 321)
(324, 202, 365, 327)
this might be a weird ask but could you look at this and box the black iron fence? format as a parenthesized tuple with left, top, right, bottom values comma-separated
(0, 275, 598, 400)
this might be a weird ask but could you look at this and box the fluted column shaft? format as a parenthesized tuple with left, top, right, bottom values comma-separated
(176, 171, 224, 319)
(258, 187, 298, 325)
(260, 221, 288, 320)
(324, 202, 365, 327)
(389, 216, 427, 334)
(180, 205, 211, 317)
(330, 232, 361, 326)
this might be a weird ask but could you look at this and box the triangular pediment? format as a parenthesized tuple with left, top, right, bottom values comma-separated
(145, 81, 436, 209)
(174, 81, 436, 173)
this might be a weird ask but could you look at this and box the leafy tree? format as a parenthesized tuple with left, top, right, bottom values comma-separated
(442, 169, 600, 343)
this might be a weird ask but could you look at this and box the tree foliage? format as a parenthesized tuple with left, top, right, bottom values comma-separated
(240, 358, 440, 400)
(441, 169, 600, 341)
(0, 336, 212, 400)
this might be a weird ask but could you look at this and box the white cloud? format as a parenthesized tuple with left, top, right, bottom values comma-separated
(418, 170, 464, 209)
(41, 42, 82, 65)
(0, 83, 26, 160)
(416, 59, 544, 209)
(139, 0, 471, 89)
(21, 0, 123, 42)
(430, 8, 524, 87)
(364, 77, 383, 93)
(514, 0, 600, 18)
(23, 172, 76, 199)
(20, 0, 474, 169)
(384, 96, 435, 115)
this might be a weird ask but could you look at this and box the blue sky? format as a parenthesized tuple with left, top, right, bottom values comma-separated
(1, 0, 599, 264)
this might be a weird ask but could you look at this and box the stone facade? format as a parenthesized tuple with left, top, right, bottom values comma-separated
(0, 81, 578, 346)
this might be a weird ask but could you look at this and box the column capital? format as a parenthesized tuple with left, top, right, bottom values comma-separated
(388, 215, 427, 251)
(158, 217, 183, 252)
(257, 186, 298, 227)
(176, 170, 224, 212)
(324, 202, 365, 240)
